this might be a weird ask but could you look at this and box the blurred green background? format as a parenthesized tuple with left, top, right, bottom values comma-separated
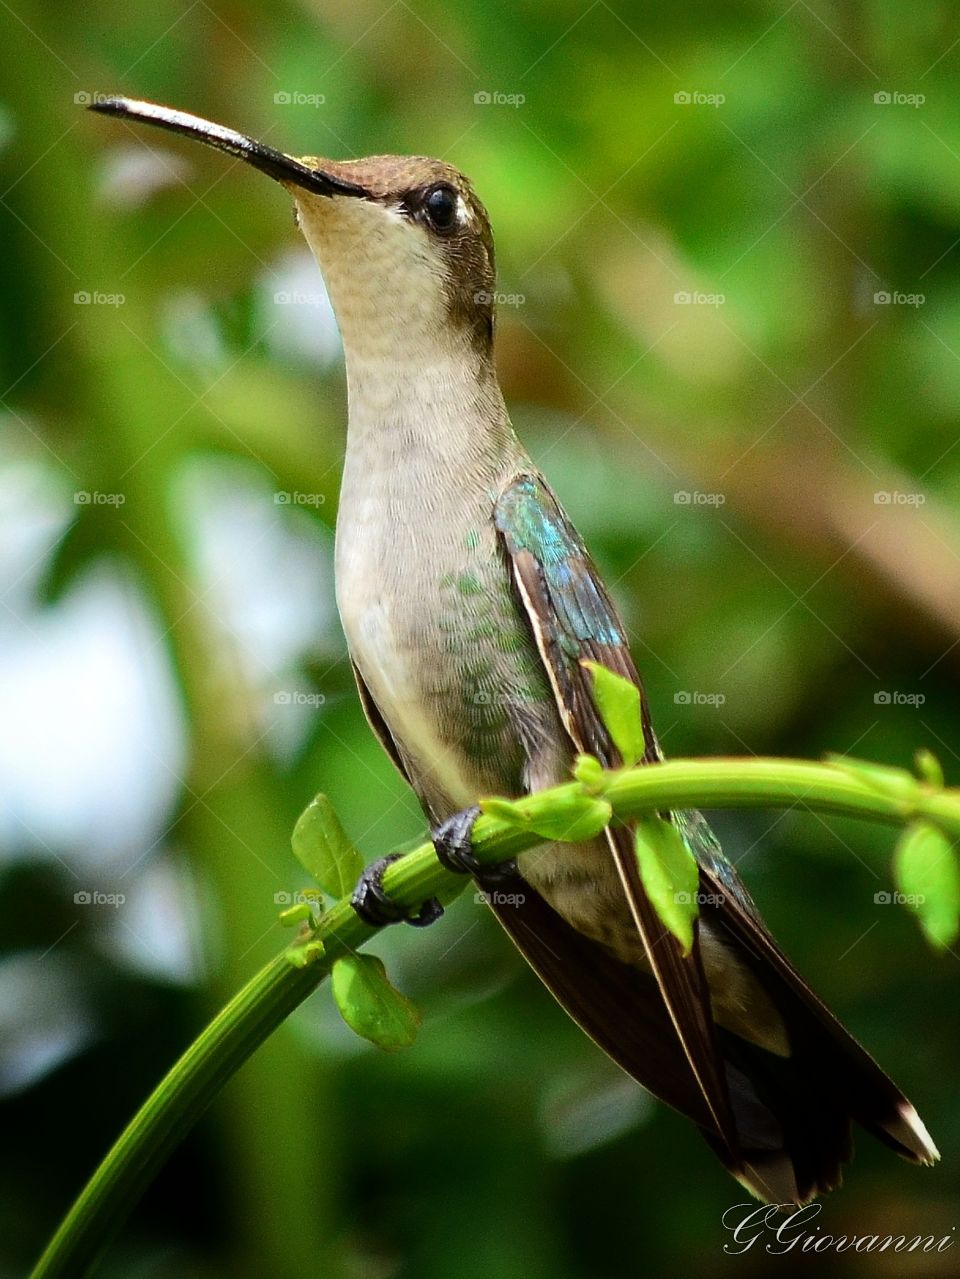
(2, 1, 959, 1275)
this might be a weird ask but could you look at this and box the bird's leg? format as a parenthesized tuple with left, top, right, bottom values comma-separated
(351, 803, 521, 929)
(350, 852, 444, 928)
(432, 805, 518, 886)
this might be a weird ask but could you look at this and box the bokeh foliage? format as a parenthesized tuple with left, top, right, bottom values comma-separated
(2, 1, 960, 1275)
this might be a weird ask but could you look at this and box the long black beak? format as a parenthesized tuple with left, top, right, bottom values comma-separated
(88, 96, 369, 199)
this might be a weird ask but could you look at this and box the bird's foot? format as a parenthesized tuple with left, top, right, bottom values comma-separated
(432, 806, 518, 886)
(350, 853, 444, 929)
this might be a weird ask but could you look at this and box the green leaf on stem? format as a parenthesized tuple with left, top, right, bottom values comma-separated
(824, 754, 918, 803)
(284, 938, 326, 969)
(573, 753, 607, 792)
(482, 789, 612, 842)
(291, 793, 364, 897)
(894, 820, 960, 950)
(914, 749, 944, 789)
(634, 816, 700, 954)
(278, 902, 314, 927)
(582, 660, 646, 765)
(331, 954, 422, 1050)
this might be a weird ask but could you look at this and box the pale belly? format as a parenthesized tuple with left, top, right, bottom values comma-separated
(334, 489, 552, 817)
(342, 591, 481, 809)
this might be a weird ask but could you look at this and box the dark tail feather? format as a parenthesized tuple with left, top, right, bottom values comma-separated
(703, 998, 937, 1204)
(483, 868, 937, 1204)
(702, 887, 938, 1201)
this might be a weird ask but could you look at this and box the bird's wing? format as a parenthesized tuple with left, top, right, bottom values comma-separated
(493, 471, 741, 1159)
(351, 660, 411, 784)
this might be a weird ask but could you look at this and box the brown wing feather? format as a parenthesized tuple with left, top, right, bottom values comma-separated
(499, 480, 742, 1162)
(484, 866, 831, 1203)
(482, 864, 718, 1129)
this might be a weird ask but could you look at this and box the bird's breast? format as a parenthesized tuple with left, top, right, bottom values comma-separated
(335, 457, 550, 814)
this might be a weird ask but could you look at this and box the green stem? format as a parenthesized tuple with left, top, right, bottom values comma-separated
(31, 756, 960, 1279)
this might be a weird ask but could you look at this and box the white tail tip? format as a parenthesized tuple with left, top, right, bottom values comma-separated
(888, 1102, 940, 1165)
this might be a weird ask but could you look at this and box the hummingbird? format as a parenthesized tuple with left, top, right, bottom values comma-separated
(91, 97, 938, 1204)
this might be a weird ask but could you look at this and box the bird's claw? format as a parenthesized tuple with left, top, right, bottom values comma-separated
(432, 806, 518, 886)
(350, 853, 444, 929)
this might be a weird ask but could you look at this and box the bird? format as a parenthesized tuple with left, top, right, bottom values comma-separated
(91, 96, 939, 1204)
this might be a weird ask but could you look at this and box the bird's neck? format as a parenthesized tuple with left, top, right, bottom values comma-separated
(301, 199, 519, 475)
(340, 334, 522, 482)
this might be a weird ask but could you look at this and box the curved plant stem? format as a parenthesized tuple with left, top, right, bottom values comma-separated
(30, 756, 960, 1279)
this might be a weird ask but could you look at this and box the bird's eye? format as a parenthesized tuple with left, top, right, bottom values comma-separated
(422, 184, 458, 232)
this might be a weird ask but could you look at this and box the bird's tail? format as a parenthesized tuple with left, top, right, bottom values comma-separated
(704, 894, 938, 1204)
(482, 862, 937, 1204)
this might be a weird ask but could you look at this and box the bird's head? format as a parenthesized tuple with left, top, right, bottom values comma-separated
(90, 99, 497, 363)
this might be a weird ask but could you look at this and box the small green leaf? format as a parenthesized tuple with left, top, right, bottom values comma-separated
(914, 749, 944, 789)
(894, 821, 960, 950)
(582, 661, 646, 765)
(634, 816, 700, 954)
(573, 753, 606, 791)
(278, 902, 313, 927)
(481, 789, 612, 842)
(331, 954, 422, 1050)
(284, 938, 326, 969)
(481, 796, 532, 827)
(291, 793, 364, 897)
(529, 792, 612, 841)
(824, 754, 918, 803)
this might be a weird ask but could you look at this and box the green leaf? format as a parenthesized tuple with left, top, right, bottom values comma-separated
(893, 821, 960, 950)
(573, 753, 607, 791)
(278, 902, 313, 927)
(331, 954, 422, 1050)
(824, 754, 918, 803)
(582, 661, 646, 765)
(634, 816, 700, 954)
(914, 749, 944, 789)
(284, 939, 326, 969)
(481, 789, 612, 842)
(529, 792, 612, 841)
(291, 793, 364, 897)
(481, 796, 532, 826)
